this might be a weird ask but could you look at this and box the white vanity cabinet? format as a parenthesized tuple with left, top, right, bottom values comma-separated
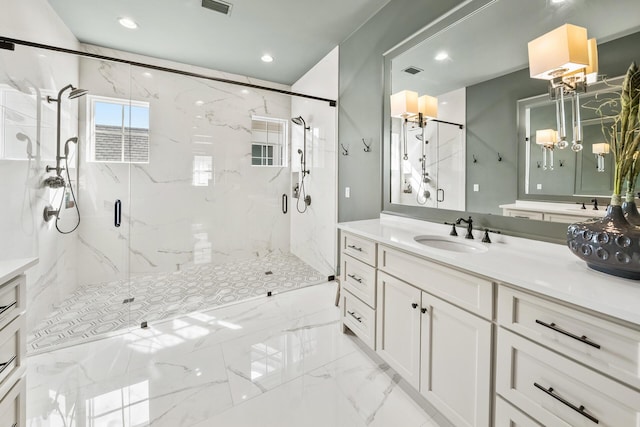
(496, 285, 640, 426)
(376, 245, 493, 427)
(341, 232, 378, 350)
(0, 259, 35, 427)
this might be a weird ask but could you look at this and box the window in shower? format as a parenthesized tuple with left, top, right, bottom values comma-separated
(88, 95, 150, 163)
(251, 116, 288, 167)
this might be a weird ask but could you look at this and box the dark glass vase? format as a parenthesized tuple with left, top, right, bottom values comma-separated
(567, 205, 640, 279)
(622, 200, 640, 226)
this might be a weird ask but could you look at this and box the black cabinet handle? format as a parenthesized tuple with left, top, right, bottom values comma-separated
(437, 188, 445, 202)
(347, 273, 363, 283)
(0, 301, 17, 317)
(347, 310, 362, 323)
(421, 307, 428, 314)
(347, 244, 363, 252)
(0, 355, 16, 375)
(282, 194, 288, 214)
(411, 303, 418, 309)
(534, 383, 599, 424)
(535, 319, 601, 349)
(114, 199, 122, 228)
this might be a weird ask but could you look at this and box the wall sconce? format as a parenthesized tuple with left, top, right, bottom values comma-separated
(592, 143, 610, 172)
(536, 129, 558, 170)
(391, 90, 438, 160)
(528, 24, 598, 152)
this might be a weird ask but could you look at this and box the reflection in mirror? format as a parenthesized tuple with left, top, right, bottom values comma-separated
(386, 0, 640, 223)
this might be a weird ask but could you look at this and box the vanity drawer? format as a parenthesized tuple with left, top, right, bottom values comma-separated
(342, 255, 376, 308)
(498, 285, 640, 389)
(0, 316, 25, 399)
(378, 245, 493, 319)
(504, 209, 544, 220)
(342, 290, 375, 349)
(0, 376, 25, 427)
(0, 275, 25, 332)
(342, 232, 377, 266)
(495, 396, 542, 427)
(496, 328, 640, 427)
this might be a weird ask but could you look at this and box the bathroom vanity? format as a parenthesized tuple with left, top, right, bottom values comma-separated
(0, 258, 36, 427)
(338, 215, 640, 427)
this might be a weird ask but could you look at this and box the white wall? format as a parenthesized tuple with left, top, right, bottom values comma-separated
(290, 47, 339, 276)
(0, 0, 81, 333)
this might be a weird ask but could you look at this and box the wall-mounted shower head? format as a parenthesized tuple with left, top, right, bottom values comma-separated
(291, 116, 310, 130)
(68, 88, 88, 99)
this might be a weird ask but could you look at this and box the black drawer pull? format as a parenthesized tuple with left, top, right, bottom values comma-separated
(347, 310, 362, 323)
(347, 244, 363, 252)
(421, 307, 428, 314)
(534, 383, 599, 424)
(0, 355, 17, 375)
(535, 319, 601, 349)
(411, 303, 418, 309)
(347, 273, 363, 283)
(0, 301, 17, 317)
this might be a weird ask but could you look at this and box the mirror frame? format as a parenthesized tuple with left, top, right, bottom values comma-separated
(381, 0, 568, 243)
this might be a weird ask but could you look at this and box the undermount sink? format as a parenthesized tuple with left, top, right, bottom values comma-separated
(413, 235, 488, 254)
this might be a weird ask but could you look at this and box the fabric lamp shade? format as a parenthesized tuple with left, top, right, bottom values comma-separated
(418, 95, 438, 119)
(536, 129, 558, 146)
(528, 24, 590, 80)
(592, 143, 610, 155)
(390, 90, 419, 118)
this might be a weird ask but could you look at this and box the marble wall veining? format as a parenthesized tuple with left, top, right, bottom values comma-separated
(0, 0, 82, 333)
(76, 45, 293, 285)
(290, 47, 339, 277)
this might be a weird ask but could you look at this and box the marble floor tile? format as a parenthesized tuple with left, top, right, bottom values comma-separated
(27, 283, 444, 427)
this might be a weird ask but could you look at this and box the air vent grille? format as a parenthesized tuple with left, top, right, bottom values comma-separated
(403, 66, 423, 75)
(202, 0, 232, 15)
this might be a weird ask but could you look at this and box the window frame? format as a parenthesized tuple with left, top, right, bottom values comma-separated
(250, 115, 288, 168)
(87, 94, 150, 164)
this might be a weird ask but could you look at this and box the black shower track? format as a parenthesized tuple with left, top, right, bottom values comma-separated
(0, 36, 337, 107)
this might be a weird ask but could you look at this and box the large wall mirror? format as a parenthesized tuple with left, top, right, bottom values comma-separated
(383, 0, 640, 228)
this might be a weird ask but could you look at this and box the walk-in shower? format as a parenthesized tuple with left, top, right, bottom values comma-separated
(43, 84, 87, 234)
(292, 115, 312, 213)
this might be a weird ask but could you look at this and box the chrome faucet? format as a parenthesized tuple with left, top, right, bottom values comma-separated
(455, 216, 474, 239)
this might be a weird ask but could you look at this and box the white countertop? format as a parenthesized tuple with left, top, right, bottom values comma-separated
(338, 215, 640, 326)
(499, 200, 606, 217)
(0, 258, 38, 285)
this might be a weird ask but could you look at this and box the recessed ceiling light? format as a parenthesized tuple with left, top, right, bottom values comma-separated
(195, 100, 204, 106)
(551, 0, 565, 3)
(434, 52, 449, 61)
(118, 17, 138, 29)
(142, 71, 153, 78)
(261, 54, 274, 63)
(241, 89, 249, 94)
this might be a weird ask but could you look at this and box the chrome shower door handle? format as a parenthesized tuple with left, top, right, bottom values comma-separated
(437, 188, 445, 202)
(114, 199, 122, 228)
(282, 194, 288, 214)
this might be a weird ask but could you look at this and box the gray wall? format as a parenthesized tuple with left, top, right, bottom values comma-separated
(337, 0, 464, 222)
(339, 1, 640, 242)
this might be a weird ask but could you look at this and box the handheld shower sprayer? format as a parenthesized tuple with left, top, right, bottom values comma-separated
(291, 116, 312, 213)
(43, 84, 87, 234)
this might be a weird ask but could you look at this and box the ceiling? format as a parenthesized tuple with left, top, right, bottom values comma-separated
(48, 0, 391, 85)
(392, 0, 640, 96)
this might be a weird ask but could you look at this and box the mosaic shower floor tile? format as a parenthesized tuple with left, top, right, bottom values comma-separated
(28, 252, 324, 352)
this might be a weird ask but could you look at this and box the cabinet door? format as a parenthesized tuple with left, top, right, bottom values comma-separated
(420, 292, 492, 427)
(376, 272, 421, 388)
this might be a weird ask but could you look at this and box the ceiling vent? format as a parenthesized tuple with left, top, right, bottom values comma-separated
(202, 0, 232, 16)
(403, 66, 423, 75)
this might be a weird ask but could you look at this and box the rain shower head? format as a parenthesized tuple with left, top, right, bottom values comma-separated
(68, 88, 88, 99)
(291, 116, 305, 126)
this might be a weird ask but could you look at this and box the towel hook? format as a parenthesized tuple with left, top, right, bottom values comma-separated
(362, 138, 372, 152)
(340, 143, 349, 156)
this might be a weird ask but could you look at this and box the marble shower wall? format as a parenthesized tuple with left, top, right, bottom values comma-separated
(290, 47, 339, 276)
(76, 46, 292, 285)
(0, 0, 81, 332)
